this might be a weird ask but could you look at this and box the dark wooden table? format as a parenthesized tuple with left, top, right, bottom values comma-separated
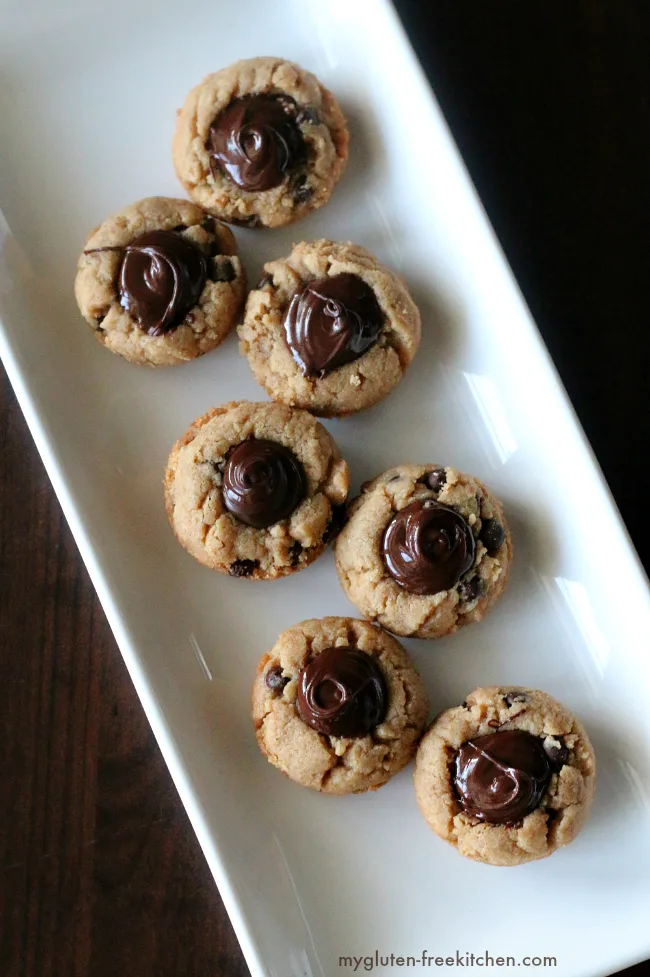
(2, 4, 649, 975)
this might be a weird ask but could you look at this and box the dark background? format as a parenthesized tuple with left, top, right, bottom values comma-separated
(1, 3, 648, 975)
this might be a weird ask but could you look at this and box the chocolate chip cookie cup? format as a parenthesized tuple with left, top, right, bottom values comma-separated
(238, 240, 421, 416)
(252, 617, 429, 793)
(164, 401, 349, 580)
(414, 687, 596, 866)
(172, 57, 349, 229)
(334, 464, 512, 638)
(74, 197, 246, 367)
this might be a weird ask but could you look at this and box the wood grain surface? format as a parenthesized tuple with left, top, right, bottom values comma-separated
(1, 4, 649, 975)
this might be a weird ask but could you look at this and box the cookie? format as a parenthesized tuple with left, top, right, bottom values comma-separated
(334, 464, 512, 638)
(252, 617, 429, 794)
(74, 197, 246, 367)
(164, 401, 349, 580)
(414, 686, 596, 866)
(172, 57, 348, 229)
(238, 240, 421, 416)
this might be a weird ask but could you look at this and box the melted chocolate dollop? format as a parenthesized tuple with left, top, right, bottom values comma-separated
(283, 273, 384, 377)
(382, 499, 475, 595)
(222, 439, 306, 529)
(454, 730, 552, 824)
(296, 646, 387, 738)
(118, 230, 207, 336)
(207, 94, 304, 192)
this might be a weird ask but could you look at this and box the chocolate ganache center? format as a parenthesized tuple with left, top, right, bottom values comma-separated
(382, 499, 475, 595)
(283, 273, 384, 377)
(222, 439, 306, 529)
(207, 94, 304, 192)
(118, 230, 207, 336)
(296, 646, 387, 738)
(454, 730, 552, 824)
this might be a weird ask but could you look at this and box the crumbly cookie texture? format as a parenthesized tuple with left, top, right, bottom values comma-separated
(414, 686, 596, 866)
(252, 617, 429, 794)
(164, 401, 349, 580)
(74, 196, 245, 367)
(172, 57, 348, 229)
(334, 464, 512, 638)
(238, 240, 421, 416)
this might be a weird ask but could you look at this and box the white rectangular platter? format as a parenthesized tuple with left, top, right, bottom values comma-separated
(2, 1, 650, 975)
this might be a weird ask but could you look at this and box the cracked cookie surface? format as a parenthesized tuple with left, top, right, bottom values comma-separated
(74, 197, 246, 367)
(414, 686, 596, 866)
(164, 401, 349, 580)
(252, 617, 429, 794)
(238, 240, 421, 416)
(172, 57, 348, 229)
(334, 464, 512, 638)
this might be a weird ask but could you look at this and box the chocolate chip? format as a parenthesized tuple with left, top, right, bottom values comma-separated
(296, 107, 319, 125)
(229, 559, 259, 578)
(480, 519, 506, 554)
(458, 576, 482, 602)
(256, 274, 274, 290)
(503, 691, 529, 707)
(265, 665, 289, 694)
(201, 218, 218, 233)
(293, 184, 313, 204)
(289, 541, 302, 566)
(228, 215, 260, 228)
(210, 258, 236, 282)
(502, 708, 527, 724)
(275, 94, 298, 116)
(423, 468, 446, 492)
(461, 700, 468, 709)
(171, 223, 188, 233)
(323, 504, 347, 544)
(544, 738, 569, 769)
